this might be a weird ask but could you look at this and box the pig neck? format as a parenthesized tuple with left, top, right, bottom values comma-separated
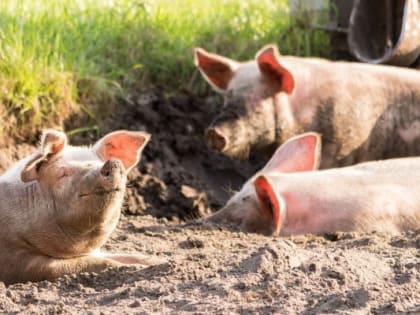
(272, 59, 317, 142)
(272, 58, 367, 133)
(0, 180, 51, 251)
(0, 180, 49, 232)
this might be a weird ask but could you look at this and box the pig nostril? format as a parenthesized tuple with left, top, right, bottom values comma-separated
(100, 159, 118, 178)
(205, 128, 227, 152)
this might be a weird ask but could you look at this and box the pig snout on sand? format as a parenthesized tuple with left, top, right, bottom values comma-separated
(0, 129, 165, 285)
(205, 133, 420, 236)
(194, 45, 420, 167)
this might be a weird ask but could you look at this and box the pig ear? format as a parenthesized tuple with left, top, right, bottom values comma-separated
(253, 175, 284, 235)
(262, 132, 321, 173)
(93, 130, 150, 172)
(21, 129, 67, 182)
(256, 45, 295, 94)
(193, 47, 239, 93)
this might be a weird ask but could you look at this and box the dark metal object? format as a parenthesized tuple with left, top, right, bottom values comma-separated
(348, 0, 420, 66)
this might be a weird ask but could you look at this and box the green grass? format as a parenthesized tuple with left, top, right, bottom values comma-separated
(0, 0, 330, 138)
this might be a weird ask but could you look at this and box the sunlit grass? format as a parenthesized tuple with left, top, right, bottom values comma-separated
(0, 0, 330, 138)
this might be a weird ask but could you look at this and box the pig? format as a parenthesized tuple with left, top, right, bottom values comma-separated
(206, 132, 420, 236)
(194, 45, 420, 168)
(0, 129, 163, 285)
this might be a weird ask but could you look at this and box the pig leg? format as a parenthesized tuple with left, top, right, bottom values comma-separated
(50, 256, 120, 277)
(42, 253, 166, 280)
(97, 253, 166, 265)
(9, 253, 165, 284)
(3, 255, 120, 284)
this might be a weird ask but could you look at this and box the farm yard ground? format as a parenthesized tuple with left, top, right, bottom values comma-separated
(0, 93, 419, 314)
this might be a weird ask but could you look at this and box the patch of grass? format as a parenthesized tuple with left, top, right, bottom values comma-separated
(0, 0, 330, 139)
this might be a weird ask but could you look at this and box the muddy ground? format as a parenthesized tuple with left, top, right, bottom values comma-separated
(0, 92, 419, 314)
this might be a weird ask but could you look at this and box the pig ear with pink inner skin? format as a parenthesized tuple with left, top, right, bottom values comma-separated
(253, 175, 284, 235)
(21, 129, 68, 182)
(256, 45, 295, 94)
(93, 130, 151, 172)
(252, 132, 320, 235)
(193, 47, 239, 93)
(262, 132, 321, 173)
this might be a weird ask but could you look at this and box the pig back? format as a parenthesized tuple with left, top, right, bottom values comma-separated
(288, 60, 420, 167)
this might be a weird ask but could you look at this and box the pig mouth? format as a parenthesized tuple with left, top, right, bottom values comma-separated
(78, 188, 122, 198)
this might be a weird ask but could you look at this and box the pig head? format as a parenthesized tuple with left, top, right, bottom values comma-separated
(194, 45, 420, 167)
(0, 129, 162, 284)
(206, 132, 420, 236)
(206, 132, 321, 235)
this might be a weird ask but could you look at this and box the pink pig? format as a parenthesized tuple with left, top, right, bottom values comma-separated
(0, 129, 163, 284)
(194, 45, 420, 167)
(207, 133, 420, 235)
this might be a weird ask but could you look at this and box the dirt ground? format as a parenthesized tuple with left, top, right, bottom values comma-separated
(0, 92, 419, 314)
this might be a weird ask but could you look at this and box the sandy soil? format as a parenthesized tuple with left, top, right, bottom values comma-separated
(0, 92, 419, 314)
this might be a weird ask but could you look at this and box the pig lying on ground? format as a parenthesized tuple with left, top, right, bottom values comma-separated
(0, 129, 163, 285)
(194, 45, 420, 168)
(206, 133, 420, 235)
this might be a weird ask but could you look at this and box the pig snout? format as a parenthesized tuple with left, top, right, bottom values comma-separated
(205, 127, 228, 152)
(205, 121, 253, 159)
(98, 159, 125, 191)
